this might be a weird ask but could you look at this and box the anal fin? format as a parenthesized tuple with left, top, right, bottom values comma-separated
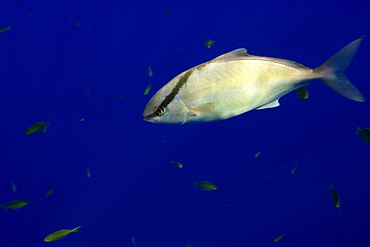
(256, 99, 280, 110)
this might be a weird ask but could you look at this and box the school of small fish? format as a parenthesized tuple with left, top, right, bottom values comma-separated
(2, 17, 368, 247)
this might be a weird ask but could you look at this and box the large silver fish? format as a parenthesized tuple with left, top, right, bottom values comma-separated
(143, 38, 365, 124)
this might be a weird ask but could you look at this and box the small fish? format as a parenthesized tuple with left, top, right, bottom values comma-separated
(44, 226, 81, 242)
(25, 122, 49, 135)
(0, 26, 11, 33)
(10, 181, 17, 192)
(328, 184, 340, 208)
(131, 236, 137, 247)
(148, 65, 153, 77)
(144, 82, 152, 95)
(118, 95, 125, 99)
(296, 86, 309, 100)
(273, 235, 284, 242)
(254, 151, 261, 158)
(337, 209, 342, 217)
(27, 12, 33, 17)
(356, 128, 370, 142)
(45, 190, 54, 197)
(75, 22, 81, 27)
(170, 161, 183, 168)
(291, 164, 298, 174)
(194, 181, 217, 191)
(165, 10, 173, 14)
(1, 199, 28, 212)
(204, 39, 215, 48)
(143, 38, 365, 124)
(86, 166, 91, 178)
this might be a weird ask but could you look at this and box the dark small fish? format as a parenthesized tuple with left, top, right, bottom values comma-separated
(144, 82, 152, 95)
(337, 209, 342, 217)
(204, 39, 215, 48)
(148, 66, 153, 77)
(273, 235, 284, 242)
(45, 190, 54, 197)
(0, 26, 10, 33)
(75, 22, 81, 27)
(328, 184, 340, 208)
(254, 151, 261, 158)
(165, 10, 173, 14)
(356, 128, 370, 142)
(1, 199, 28, 212)
(296, 86, 309, 100)
(10, 181, 17, 192)
(25, 122, 49, 135)
(170, 161, 183, 168)
(194, 181, 217, 191)
(44, 226, 81, 242)
(291, 164, 298, 174)
(86, 166, 91, 177)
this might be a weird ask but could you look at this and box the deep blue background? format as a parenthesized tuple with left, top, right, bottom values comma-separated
(1, 1, 370, 246)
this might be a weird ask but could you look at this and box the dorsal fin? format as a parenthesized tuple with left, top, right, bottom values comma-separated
(211, 48, 250, 62)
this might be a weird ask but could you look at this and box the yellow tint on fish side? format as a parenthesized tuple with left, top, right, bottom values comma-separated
(44, 226, 81, 242)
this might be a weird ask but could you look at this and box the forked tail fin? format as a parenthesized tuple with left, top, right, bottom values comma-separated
(313, 38, 365, 102)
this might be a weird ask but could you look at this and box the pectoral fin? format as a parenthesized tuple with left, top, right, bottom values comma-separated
(188, 102, 216, 116)
(256, 99, 280, 110)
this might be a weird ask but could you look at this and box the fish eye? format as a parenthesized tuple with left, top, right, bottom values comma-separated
(154, 106, 165, 116)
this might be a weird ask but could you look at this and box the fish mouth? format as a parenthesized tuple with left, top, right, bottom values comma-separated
(143, 113, 160, 123)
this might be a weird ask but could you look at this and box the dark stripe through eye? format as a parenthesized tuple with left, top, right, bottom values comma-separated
(159, 69, 193, 108)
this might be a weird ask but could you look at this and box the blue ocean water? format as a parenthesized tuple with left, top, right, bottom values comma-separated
(1, 0, 370, 246)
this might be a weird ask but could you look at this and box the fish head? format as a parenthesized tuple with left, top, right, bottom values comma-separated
(143, 91, 189, 124)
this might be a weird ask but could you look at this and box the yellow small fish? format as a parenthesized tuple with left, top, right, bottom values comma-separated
(148, 66, 153, 77)
(170, 161, 183, 168)
(0, 26, 10, 33)
(296, 86, 309, 100)
(25, 122, 49, 135)
(204, 39, 215, 48)
(194, 181, 217, 191)
(44, 226, 81, 242)
(254, 151, 261, 158)
(144, 82, 152, 95)
(273, 235, 284, 242)
(356, 127, 370, 142)
(45, 190, 54, 197)
(328, 184, 340, 208)
(1, 199, 28, 212)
